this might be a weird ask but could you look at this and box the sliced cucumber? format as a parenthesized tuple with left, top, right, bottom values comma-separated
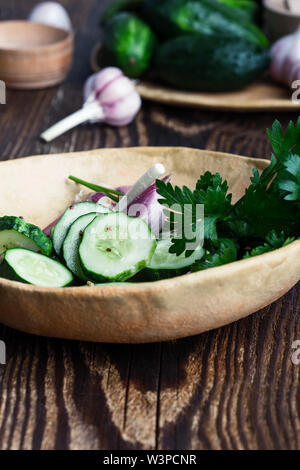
(63, 213, 97, 280)
(52, 201, 111, 255)
(0, 216, 52, 256)
(149, 238, 204, 270)
(0, 248, 73, 287)
(79, 212, 157, 282)
(146, 238, 204, 280)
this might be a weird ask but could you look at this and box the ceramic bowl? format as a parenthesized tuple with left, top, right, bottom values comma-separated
(0, 147, 299, 343)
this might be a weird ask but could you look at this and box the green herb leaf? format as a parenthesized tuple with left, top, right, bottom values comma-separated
(266, 118, 300, 161)
(68, 175, 123, 202)
(244, 230, 295, 258)
(156, 118, 300, 267)
(231, 187, 297, 239)
(156, 173, 232, 256)
(191, 239, 238, 271)
(279, 154, 300, 201)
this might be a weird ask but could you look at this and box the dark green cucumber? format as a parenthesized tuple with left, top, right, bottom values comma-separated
(218, 0, 258, 22)
(155, 34, 270, 92)
(143, 0, 268, 48)
(0, 248, 73, 287)
(101, 0, 144, 24)
(0, 216, 52, 256)
(103, 12, 157, 77)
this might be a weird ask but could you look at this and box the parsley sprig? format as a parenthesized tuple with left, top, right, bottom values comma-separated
(156, 118, 300, 271)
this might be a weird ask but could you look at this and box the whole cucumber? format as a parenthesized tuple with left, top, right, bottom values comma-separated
(154, 34, 270, 92)
(143, 0, 268, 48)
(101, 0, 144, 25)
(103, 12, 157, 78)
(218, 0, 258, 22)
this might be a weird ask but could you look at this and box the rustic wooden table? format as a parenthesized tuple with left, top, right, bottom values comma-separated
(0, 0, 299, 451)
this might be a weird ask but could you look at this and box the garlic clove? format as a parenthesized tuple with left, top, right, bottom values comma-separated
(104, 91, 142, 126)
(270, 28, 300, 87)
(287, 58, 300, 86)
(83, 68, 125, 105)
(93, 67, 123, 95)
(28, 2, 72, 32)
(270, 35, 294, 83)
(99, 76, 135, 105)
(292, 62, 300, 82)
(83, 74, 96, 103)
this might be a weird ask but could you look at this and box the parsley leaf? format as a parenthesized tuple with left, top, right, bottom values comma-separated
(266, 117, 300, 161)
(156, 118, 300, 269)
(191, 239, 238, 271)
(279, 154, 300, 201)
(244, 230, 295, 258)
(156, 179, 202, 256)
(230, 187, 297, 239)
(196, 171, 229, 193)
(156, 172, 232, 256)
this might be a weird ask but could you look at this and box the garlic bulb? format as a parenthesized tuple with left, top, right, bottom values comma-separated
(28, 2, 72, 32)
(270, 28, 300, 87)
(40, 67, 141, 142)
(84, 68, 141, 126)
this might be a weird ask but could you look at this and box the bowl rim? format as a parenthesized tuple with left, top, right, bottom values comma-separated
(0, 147, 299, 296)
(0, 20, 74, 53)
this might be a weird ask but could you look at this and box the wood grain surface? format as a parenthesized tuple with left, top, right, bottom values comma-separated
(0, 0, 299, 450)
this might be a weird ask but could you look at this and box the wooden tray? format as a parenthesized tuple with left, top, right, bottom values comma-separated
(91, 42, 300, 112)
(0, 147, 299, 343)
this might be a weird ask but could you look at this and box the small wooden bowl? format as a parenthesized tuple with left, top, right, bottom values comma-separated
(0, 20, 74, 89)
(264, 0, 300, 42)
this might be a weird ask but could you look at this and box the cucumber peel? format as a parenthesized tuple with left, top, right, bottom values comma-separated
(101, 0, 144, 25)
(155, 34, 270, 92)
(0, 216, 52, 256)
(103, 12, 157, 78)
(52, 201, 111, 255)
(63, 213, 97, 280)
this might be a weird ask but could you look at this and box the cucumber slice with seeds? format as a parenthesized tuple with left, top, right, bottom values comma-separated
(79, 212, 157, 282)
(52, 201, 111, 255)
(0, 248, 73, 287)
(0, 216, 52, 256)
(63, 212, 97, 280)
